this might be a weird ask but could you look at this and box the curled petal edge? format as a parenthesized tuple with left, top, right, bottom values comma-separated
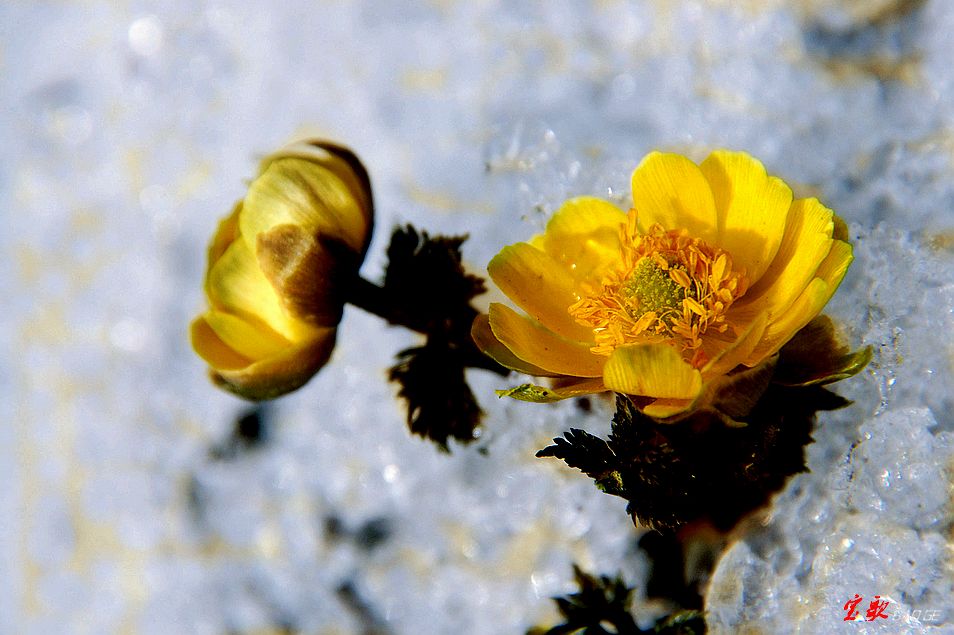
(191, 317, 338, 401)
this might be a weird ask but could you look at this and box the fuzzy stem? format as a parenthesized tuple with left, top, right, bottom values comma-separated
(346, 275, 508, 376)
(345, 276, 397, 325)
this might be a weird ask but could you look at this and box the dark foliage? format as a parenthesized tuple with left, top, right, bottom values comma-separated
(539, 384, 849, 532)
(382, 225, 485, 340)
(380, 226, 505, 449)
(529, 565, 639, 635)
(527, 565, 705, 635)
(389, 342, 484, 451)
(536, 428, 623, 496)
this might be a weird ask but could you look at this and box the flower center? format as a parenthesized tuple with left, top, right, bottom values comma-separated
(621, 257, 696, 324)
(568, 211, 748, 365)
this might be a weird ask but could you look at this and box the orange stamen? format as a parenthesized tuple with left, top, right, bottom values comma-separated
(567, 211, 748, 366)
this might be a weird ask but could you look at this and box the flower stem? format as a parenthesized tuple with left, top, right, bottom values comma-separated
(345, 275, 399, 325)
(346, 275, 508, 376)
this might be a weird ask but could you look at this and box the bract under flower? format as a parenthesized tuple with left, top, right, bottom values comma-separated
(474, 150, 854, 418)
(191, 140, 373, 399)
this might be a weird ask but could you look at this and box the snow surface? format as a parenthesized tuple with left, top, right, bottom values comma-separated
(2, 1, 953, 633)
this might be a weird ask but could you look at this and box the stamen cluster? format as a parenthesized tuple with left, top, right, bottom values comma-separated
(569, 211, 748, 366)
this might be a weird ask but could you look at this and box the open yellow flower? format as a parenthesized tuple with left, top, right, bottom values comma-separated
(473, 150, 853, 418)
(191, 140, 373, 399)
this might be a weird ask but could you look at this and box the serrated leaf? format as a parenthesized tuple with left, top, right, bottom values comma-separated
(382, 225, 484, 339)
(389, 342, 481, 451)
(378, 224, 509, 450)
(528, 565, 639, 635)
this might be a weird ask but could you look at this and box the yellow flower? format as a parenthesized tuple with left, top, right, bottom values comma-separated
(191, 140, 374, 399)
(473, 150, 854, 418)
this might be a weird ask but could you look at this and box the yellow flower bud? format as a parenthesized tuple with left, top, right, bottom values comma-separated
(191, 140, 374, 400)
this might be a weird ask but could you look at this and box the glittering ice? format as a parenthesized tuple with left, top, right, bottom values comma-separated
(4, 1, 954, 634)
(708, 406, 954, 633)
(846, 409, 952, 529)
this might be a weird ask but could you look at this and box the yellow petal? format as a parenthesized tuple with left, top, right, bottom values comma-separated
(211, 327, 338, 401)
(814, 238, 853, 289)
(488, 303, 604, 377)
(488, 243, 595, 342)
(538, 196, 627, 238)
(631, 152, 718, 241)
(701, 311, 769, 379)
(190, 316, 253, 371)
(471, 314, 563, 377)
(699, 151, 792, 283)
(529, 196, 625, 296)
(603, 343, 703, 399)
(261, 140, 374, 245)
(206, 237, 307, 340)
(743, 239, 852, 365)
(743, 279, 827, 366)
(207, 202, 242, 270)
(203, 310, 291, 361)
(643, 398, 695, 418)
(732, 197, 834, 320)
(549, 376, 609, 396)
(241, 158, 370, 255)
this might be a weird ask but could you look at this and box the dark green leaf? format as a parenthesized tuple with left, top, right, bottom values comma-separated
(537, 429, 625, 498)
(380, 225, 507, 450)
(528, 565, 639, 635)
(775, 315, 872, 387)
(382, 225, 485, 340)
(539, 382, 851, 532)
(528, 565, 706, 635)
(389, 342, 482, 451)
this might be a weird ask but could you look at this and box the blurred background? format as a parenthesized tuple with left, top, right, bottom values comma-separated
(3, 1, 954, 633)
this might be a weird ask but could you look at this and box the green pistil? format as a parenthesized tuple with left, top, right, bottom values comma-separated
(622, 258, 692, 323)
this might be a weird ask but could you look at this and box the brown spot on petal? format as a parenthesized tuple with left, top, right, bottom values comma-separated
(256, 223, 359, 327)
